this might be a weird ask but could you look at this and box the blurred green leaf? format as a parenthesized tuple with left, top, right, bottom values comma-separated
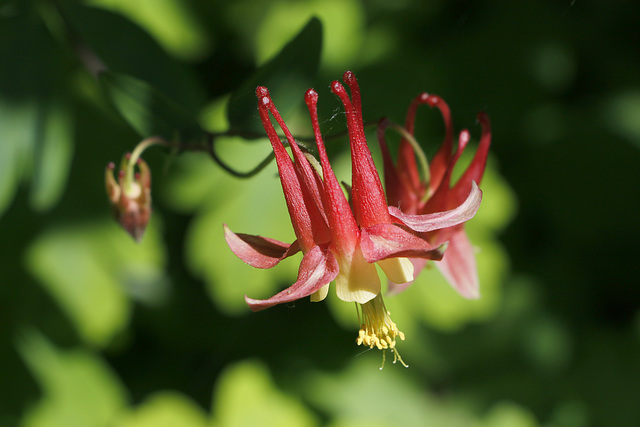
(87, 0, 212, 61)
(482, 401, 539, 427)
(0, 99, 34, 217)
(227, 17, 322, 134)
(211, 360, 318, 427)
(19, 332, 128, 427)
(61, 1, 205, 110)
(305, 359, 479, 427)
(605, 91, 640, 150)
(395, 162, 515, 332)
(162, 144, 298, 315)
(100, 71, 202, 141)
(25, 218, 166, 346)
(255, 0, 364, 69)
(115, 392, 208, 427)
(30, 95, 74, 211)
(0, 6, 74, 217)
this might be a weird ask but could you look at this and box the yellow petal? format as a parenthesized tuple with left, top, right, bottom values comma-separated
(334, 249, 380, 304)
(310, 284, 330, 302)
(377, 257, 414, 284)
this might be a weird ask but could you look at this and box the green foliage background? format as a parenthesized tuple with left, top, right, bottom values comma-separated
(1, 0, 639, 426)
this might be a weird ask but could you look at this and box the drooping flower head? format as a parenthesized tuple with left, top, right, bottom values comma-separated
(378, 92, 491, 298)
(224, 72, 483, 365)
(105, 137, 166, 241)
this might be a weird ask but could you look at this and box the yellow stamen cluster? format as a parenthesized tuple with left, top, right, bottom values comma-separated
(356, 294, 408, 368)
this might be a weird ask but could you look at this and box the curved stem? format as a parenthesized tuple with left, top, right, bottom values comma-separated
(125, 136, 169, 193)
(386, 121, 430, 186)
(202, 118, 378, 179)
(206, 132, 275, 178)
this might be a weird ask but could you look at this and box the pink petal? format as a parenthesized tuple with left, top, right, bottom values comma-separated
(360, 223, 446, 263)
(427, 95, 454, 193)
(245, 245, 339, 311)
(389, 181, 482, 232)
(224, 224, 300, 269)
(435, 228, 480, 299)
(452, 111, 491, 204)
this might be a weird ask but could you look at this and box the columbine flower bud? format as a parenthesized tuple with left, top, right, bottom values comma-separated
(105, 155, 151, 242)
(105, 137, 165, 242)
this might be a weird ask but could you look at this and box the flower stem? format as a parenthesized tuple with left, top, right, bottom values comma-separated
(386, 122, 431, 185)
(124, 136, 168, 194)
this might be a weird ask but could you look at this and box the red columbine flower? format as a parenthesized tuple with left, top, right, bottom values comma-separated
(224, 72, 482, 364)
(377, 93, 491, 298)
(105, 137, 165, 241)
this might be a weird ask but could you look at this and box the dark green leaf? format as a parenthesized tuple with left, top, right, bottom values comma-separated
(0, 5, 74, 216)
(227, 17, 322, 134)
(59, 0, 206, 112)
(30, 96, 74, 211)
(99, 71, 202, 142)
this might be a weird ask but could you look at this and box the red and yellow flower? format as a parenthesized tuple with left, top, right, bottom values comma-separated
(224, 72, 482, 363)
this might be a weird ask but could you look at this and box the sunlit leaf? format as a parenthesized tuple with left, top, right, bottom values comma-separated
(394, 163, 515, 331)
(211, 360, 317, 427)
(255, 0, 364, 70)
(305, 359, 479, 427)
(25, 219, 166, 346)
(482, 401, 539, 427)
(115, 392, 208, 427)
(163, 143, 298, 315)
(18, 332, 127, 427)
(87, 0, 211, 61)
(227, 17, 322, 134)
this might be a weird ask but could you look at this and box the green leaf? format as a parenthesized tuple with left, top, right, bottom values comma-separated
(60, 1, 205, 110)
(305, 359, 479, 427)
(100, 71, 202, 141)
(0, 99, 34, 217)
(0, 6, 75, 216)
(18, 332, 128, 427)
(211, 360, 318, 427)
(227, 17, 322, 134)
(115, 392, 208, 427)
(482, 401, 539, 427)
(30, 95, 74, 211)
(25, 218, 166, 346)
(163, 143, 298, 315)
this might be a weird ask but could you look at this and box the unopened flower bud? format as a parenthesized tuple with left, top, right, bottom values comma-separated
(105, 153, 152, 242)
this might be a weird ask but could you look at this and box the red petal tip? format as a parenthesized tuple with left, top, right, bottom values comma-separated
(118, 170, 125, 178)
(256, 86, 269, 97)
(125, 152, 132, 159)
(305, 88, 318, 105)
(342, 70, 355, 84)
(330, 80, 345, 95)
(476, 111, 491, 131)
(426, 95, 442, 108)
(107, 162, 115, 170)
(458, 129, 470, 150)
(417, 92, 430, 104)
